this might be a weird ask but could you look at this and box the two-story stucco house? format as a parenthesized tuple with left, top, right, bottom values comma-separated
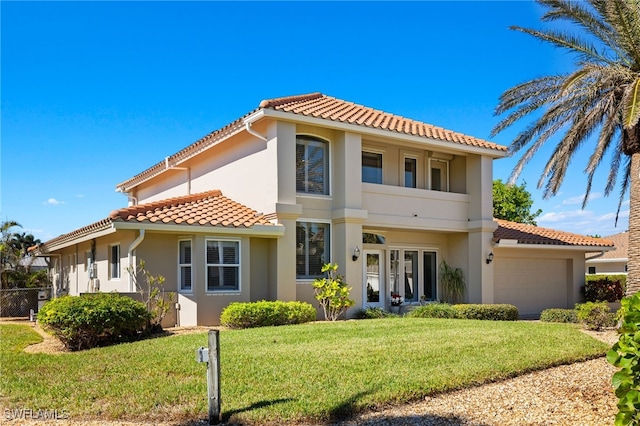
(34, 93, 613, 325)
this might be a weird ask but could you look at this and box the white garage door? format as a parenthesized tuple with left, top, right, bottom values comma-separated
(494, 258, 568, 318)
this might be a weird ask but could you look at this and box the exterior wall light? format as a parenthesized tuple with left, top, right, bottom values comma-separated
(352, 246, 361, 261)
(486, 252, 494, 264)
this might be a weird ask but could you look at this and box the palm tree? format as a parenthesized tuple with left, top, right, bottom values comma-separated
(491, 0, 640, 295)
(0, 220, 22, 288)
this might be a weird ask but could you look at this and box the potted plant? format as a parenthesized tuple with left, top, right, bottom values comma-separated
(439, 260, 465, 304)
(390, 293, 403, 313)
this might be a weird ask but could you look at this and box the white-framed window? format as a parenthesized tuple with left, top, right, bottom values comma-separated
(296, 135, 329, 195)
(178, 239, 193, 292)
(404, 157, 417, 188)
(206, 239, 240, 292)
(389, 248, 437, 303)
(362, 151, 383, 184)
(588, 266, 596, 274)
(109, 244, 121, 279)
(429, 159, 449, 192)
(296, 221, 330, 279)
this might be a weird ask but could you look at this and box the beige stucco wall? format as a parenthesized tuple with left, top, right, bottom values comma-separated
(121, 115, 500, 323)
(586, 260, 627, 275)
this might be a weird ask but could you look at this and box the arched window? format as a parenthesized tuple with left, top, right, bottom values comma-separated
(296, 135, 328, 195)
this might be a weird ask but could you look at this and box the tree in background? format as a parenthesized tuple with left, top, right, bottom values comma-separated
(493, 179, 542, 225)
(491, 0, 640, 295)
(0, 220, 47, 288)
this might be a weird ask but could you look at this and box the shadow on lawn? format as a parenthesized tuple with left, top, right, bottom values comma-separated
(173, 391, 491, 426)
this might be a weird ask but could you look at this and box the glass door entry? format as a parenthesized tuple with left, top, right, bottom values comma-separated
(363, 250, 384, 308)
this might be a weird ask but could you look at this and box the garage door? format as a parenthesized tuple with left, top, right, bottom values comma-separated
(494, 258, 568, 318)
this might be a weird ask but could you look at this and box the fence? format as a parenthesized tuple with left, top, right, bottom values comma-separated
(0, 287, 51, 318)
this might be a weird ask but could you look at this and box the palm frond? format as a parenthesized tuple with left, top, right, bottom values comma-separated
(540, 0, 625, 59)
(606, 0, 640, 66)
(622, 77, 640, 128)
(511, 26, 615, 65)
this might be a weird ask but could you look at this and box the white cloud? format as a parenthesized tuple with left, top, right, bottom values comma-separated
(44, 198, 65, 206)
(562, 192, 602, 205)
(76, 194, 85, 198)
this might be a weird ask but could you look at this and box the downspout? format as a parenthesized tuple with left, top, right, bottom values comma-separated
(128, 229, 145, 292)
(244, 118, 268, 142)
(165, 157, 191, 195)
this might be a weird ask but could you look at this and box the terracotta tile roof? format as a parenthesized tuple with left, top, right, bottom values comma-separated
(109, 190, 272, 227)
(41, 190, 275, 250)
(117, 92, 506, 191)
(260, 93, 506, 151)
(593, 231, 628, 259)
(494, 219, 614, 248)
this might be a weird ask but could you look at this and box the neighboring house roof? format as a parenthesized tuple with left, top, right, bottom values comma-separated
(19, 256, 48, 269)
(116, 92, 508, 192)
(493, 219, 614, 249)
(38, 190, 282, 252)
(586, 230, 628, 262)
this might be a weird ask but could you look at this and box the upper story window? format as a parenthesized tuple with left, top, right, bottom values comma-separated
(109, 244, 121, 279)
(296, 136, 329, 195)
(362, 151, 383, 184)
(206, 239, 240, 292)
(179, 240, 193, 292)
(430, 159, 449, 192)
(404, 157, 417, 188)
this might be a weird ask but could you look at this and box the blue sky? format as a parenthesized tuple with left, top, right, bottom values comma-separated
(1, 1, 629, 242)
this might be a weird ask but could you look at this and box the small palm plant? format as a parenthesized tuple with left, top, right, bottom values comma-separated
(439, 260, 465, 304)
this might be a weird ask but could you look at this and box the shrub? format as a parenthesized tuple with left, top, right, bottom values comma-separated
(453, 304, 519, 321)
(352, 307, 395, 319)
(408, 303, 457, 319)
(575, 301, 615, 331)
(313, 263, 355, 321)
(540, 308, 578, 323)
(584, 276, 624, 302)
(220, 300, 316, 329)
(38, 293, 151, 351)
(127, 260, 174, 332)
(607, 293, 640, 425)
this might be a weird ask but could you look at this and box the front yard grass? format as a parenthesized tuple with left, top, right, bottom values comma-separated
(0, 318, 609, 424)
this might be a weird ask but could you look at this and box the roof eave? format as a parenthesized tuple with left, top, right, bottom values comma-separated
(113, 221, 285, 237)
(261, 109, 508, 158)
(494, 241, 615, 252)
(40, 224, 117, 253)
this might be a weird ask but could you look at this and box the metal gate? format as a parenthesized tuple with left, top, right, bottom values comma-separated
(0, 287, 51, 318)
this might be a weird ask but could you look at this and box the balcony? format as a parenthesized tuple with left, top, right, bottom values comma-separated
(362, 183, 469, 231)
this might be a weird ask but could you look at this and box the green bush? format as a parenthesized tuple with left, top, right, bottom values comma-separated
(352, 307, 395, 319)
(220, 300, 316, 329)
(408, 303, 458, 319)
(454, 304, 519, 321)
(38, 293, 151, 351)
(584, 276, 624, 302)
(575, 301, 615, 331)
(540, 308, 578, 323)
(607, 293, 640, 425)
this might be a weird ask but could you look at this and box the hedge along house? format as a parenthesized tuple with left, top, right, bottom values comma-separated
(34, 93, 614, 325)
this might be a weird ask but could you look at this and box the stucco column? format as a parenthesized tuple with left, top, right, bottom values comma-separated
(332, 212, 367, 312)
(466, 154, 497, 303)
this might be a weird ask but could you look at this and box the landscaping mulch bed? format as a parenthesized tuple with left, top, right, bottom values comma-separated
(4, 321, 619, 426)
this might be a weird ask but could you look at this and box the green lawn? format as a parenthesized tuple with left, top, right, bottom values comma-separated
(0, 318, 609, 424)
